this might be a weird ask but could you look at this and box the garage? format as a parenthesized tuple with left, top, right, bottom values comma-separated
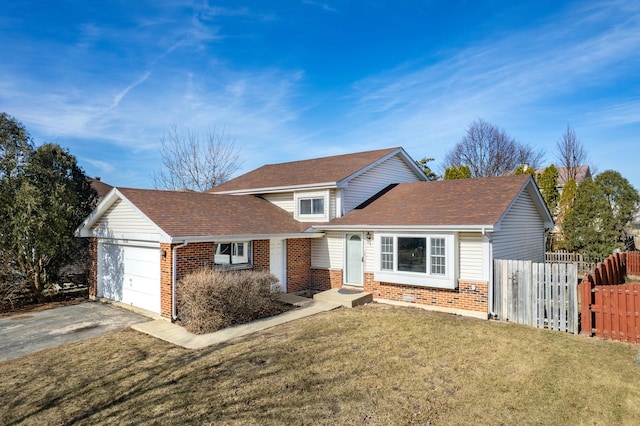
(98, 241, 161, 314)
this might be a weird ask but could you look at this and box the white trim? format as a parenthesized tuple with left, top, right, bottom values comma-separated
(373, 298, 488, 320)
(211, 181, 338, 195)
(314, 224, 495, 232)
(167, 232, 324, 244)
(294, 190, 330, 222)
(344, 232, 364, 287)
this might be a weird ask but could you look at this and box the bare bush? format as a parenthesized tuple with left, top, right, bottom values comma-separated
(176, 269, 289, 334)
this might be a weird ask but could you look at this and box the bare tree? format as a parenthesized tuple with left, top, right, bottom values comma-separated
(152, 126, 241, 192)
(556, 124, 588, 182)
(443, 119, 544, 178)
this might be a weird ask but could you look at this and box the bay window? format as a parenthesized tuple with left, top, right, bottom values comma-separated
(375, 233, 455, 289)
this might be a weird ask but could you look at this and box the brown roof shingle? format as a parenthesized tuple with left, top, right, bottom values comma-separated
(118, 188, 308, 238)
(90, 178, 114, 198)
(323, 175, 533, 227)
(212, 147, 401, 193)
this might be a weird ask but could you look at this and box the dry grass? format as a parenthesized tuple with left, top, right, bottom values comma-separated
(2, 304, 640, 425)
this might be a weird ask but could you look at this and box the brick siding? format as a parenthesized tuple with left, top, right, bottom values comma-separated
(364, 272, 488, 314)
(252, 240, 270, 272)
(310, 268, 343, 291)
(286, 239, 312, 292)
(88, 238, 98, 299)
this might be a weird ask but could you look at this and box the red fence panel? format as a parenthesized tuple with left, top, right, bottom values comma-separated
(627, 252, 640, 276)
(591, 284, 640, 344)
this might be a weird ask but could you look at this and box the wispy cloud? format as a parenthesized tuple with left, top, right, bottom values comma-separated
(111, 71, 151, 109)
(302, 1, 339, 13)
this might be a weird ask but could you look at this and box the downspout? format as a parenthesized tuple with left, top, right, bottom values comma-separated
(172, 241, 189, 321)
(483, 228, 497, 318)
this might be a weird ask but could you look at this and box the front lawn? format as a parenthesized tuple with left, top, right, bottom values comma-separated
(1, 304, 639, 424)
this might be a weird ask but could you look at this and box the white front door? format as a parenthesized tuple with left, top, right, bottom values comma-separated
(270, 239, 287, 292)
(345, 233, 363, 286)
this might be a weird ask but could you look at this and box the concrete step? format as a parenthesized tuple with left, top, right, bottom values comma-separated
(313, 288, 372, 308)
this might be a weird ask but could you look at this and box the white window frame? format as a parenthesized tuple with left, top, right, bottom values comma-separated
(294, 190, 329, 222)
(214, 241, 252, 268)
(373, 233, 456, 289)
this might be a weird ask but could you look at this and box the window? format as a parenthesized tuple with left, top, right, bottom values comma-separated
(375, 234, 454, 289)
(215, 242, 250, 266)
(398, 237, 426, 273)
(299, 197, 324, 215)
(381, 236, 394, 271)
(295, 190, 329, 222)
(430, 238, 446, 275)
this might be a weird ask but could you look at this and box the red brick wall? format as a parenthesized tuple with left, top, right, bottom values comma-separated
(364, 272, 488, 314)
(252, 240, 269, 272)
(286, 239, 311, 292)
(88, 238, 98, 299)
(310, 268, 343, 291)
(161, 240, 271, 320)
(160, 243, 173, 319)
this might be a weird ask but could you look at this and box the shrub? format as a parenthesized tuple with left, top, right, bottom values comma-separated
(176, 269, 290, 334)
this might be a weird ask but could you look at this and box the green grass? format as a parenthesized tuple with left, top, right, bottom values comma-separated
(2, 304, 640, 424)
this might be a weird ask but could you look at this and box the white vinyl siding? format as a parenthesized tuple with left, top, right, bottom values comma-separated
(364, 234, 375, 272)
(329, 189, 337, 220)
(492, 187, 545, 262)
(91, 199, 159, 237)
(343, 154, 422, 213)
(261, 192, 295, 214)
(459, 233, 484, 282)
(311, 231, 343, 269)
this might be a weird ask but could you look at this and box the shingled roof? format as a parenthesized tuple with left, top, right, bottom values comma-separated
(80, 188, 312, 240)
(211, 147, 414, 193)
(315, 175, 551, 230)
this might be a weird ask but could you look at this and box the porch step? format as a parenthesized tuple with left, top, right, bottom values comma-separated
(313, 288, 373, 308)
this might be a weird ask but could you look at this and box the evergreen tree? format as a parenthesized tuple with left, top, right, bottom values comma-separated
(444, 165, 471, 180)
(538, 164, 560, 215)
(4, 144, 96, 299)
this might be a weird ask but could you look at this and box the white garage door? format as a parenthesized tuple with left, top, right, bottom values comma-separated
(98, 242, 161, 314)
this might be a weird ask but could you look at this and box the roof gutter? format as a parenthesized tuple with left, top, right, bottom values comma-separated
(311, 224, 496, 233)
(167, 232, 324, 244)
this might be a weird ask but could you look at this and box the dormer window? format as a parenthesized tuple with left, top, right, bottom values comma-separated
(300, 197, 324, 215)
(294, 190, 330, 222)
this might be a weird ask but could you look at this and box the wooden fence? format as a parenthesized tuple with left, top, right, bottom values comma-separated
(580, 251, 640, 343)
(494, 260, 578, 334)
(546, 251, 604, 277)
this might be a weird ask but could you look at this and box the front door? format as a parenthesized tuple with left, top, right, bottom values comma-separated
(345, 233, 363, 286)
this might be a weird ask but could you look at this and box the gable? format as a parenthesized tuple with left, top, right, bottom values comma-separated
(343, 153, 424, 213)
(92, 199, 160, 236)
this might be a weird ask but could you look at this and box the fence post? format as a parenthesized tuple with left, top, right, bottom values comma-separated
(580, 275, 594, 336)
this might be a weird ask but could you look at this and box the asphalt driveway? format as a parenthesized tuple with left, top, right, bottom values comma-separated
(0, 302, 150, 362)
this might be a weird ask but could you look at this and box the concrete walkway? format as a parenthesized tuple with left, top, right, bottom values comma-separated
(132, 294, 340, 349)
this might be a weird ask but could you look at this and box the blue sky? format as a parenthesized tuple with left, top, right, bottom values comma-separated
(1, 1, 639, 190)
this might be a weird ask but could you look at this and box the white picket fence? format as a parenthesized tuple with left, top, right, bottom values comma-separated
(493, 259, 578, 334)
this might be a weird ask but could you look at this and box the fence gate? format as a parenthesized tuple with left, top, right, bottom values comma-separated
(494, 260, 578, 333)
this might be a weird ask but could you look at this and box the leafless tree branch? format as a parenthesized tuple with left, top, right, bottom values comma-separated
(443, 119, 544, 178)
(556, 124, 588, 182)
(152, 125, 241, 192)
